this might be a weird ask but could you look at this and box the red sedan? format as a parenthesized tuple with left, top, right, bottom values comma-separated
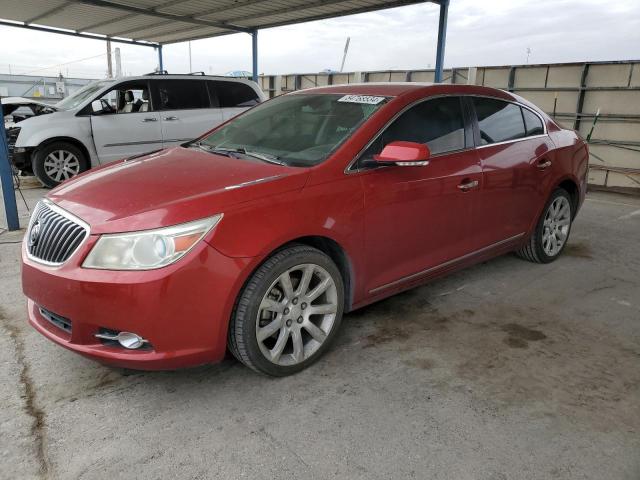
(22, 83, 588, 375)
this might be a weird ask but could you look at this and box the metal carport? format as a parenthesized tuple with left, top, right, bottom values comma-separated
(0, 0, 450, 230)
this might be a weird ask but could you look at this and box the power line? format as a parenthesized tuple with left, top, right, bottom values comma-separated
(16, 52, 107, 76)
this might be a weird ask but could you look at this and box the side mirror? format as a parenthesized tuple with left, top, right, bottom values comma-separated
(373, 141, 430, 166)
(90, 100, 104, 115)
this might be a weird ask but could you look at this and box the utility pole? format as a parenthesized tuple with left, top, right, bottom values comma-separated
(526, 47, 532, 64)
(114, 47, 122, 78)
(188, 41, 192, 72)
(106, 39, 113, 78)
(340, 37, 350, 72)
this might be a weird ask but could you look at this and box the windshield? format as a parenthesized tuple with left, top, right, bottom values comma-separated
(198, 93, 387, 167)
(55, 80, 115, 110)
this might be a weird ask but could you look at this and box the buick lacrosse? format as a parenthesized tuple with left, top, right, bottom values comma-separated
(22, 83, 588, 376)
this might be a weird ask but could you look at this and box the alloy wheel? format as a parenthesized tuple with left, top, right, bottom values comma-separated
(542, 196, 571, 256)
(44, 150, 80, 182)
(255, 263, 338, 366)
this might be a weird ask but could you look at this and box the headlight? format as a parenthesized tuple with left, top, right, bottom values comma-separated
(83, 215, 222, 270)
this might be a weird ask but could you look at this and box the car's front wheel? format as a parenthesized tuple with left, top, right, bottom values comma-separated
(517, 188, 573, 263)
(228, 245, 344, 376)
(32, 141, 88, 188)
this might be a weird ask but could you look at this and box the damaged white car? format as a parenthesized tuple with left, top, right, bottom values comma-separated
(5, 74, 265, 187)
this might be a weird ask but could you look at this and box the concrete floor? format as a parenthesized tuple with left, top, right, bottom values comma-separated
(1, 185, 639, 480)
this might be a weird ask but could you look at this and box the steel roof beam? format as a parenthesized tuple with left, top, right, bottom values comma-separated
(0, 20, 159, 47)
(72, 0, 252, 33)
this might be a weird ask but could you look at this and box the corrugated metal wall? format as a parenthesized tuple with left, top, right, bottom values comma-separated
(258, 61, 640, 193)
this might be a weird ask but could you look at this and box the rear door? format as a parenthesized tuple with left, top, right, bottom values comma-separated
(90, 80, 163, 163)
(212, 80, 261, 121)
(469, 97, 554, 248)
(358, 96, 482, 294)
(152, 79, 222, 146)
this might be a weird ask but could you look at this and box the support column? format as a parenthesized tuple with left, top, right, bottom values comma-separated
(0, 103, 20, 231)
(434, 0, 449, 83)
(251, 29, 258, 83)
(157, 44, 164, 72)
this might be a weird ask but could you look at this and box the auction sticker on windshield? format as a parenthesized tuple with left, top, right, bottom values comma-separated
(337, 95, 386, 105)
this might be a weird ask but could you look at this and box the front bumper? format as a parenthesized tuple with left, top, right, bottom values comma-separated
(22, 236, 253, 370)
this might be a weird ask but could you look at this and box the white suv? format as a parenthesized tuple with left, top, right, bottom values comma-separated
(7, 74, 266, 187)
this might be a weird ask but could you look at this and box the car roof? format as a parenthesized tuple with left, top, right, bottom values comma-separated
(110, 74, 256, 85)
(293, 82, 518, 102)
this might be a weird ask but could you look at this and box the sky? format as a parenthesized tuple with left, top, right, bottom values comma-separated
(0, 0, 638, 79)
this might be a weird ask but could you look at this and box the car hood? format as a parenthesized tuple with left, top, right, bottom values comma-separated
(1, 96, 58, 116)
(48, 147, 309, 234)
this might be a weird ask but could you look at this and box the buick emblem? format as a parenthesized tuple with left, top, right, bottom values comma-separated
(29, 222, 41, 247)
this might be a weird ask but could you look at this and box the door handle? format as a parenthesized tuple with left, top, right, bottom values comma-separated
(164, 116, 179, 121)
(536, 159, 552, 170)
(457, 179, 479, 191)
(142, 117, 157, 122)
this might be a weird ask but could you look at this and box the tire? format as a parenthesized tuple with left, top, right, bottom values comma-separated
(32, 141, 88, 188)
(228, 245, 345, 376)
(517, 188, 573, 263)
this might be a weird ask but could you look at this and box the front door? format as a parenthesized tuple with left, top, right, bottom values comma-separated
(358, 96, 482, 294)
(90, 80, 163, 163)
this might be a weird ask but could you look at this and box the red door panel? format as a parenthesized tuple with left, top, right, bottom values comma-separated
(360, 149, 481, 293)
(474, 137, 554, 248)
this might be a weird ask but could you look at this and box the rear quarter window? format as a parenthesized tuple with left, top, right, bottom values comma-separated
(210, 81, 260, 108)
(472, 97, 526, 145)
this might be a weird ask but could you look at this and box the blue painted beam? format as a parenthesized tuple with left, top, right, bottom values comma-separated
(434, 0, 449, 83)
(0, 103, 20, 231)
(251, 29, 258, 83)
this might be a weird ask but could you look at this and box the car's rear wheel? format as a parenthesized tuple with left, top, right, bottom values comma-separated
(32, 141, 88, 188)
(517, 188, 573, 263)
(228, 245, 344, 376)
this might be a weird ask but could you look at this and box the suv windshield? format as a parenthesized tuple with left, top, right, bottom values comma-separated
(55, 80, 115, 110)
(198, 94, 387, 167)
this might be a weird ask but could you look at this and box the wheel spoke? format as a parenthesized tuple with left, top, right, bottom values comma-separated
(297, 265, 314, 296)
(279, 271, 295, 300)
(303, 321, 327, 343)
(307, 277, 331, 302)
(260, 298, 285, 314)
(308, 303, 337, 316)
(257, 317, 283, 342)
(291, 329, 304, 363)
(269, 328, 289, 362)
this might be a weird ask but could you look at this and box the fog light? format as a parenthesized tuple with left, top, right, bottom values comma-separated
(95, 331, 148, 349)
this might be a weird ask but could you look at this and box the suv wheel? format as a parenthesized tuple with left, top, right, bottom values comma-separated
(32, 142, 88, 188)
(517, 188, 573, 263)
(228, 245, 345, 376)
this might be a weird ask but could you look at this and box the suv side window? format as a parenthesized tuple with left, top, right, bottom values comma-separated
(210, 81, 260, 108)
(155, 79, 210, 110)
(359, 96, 466, 165)
(522, 107, 544, 136)
(472, 97, 526, 145)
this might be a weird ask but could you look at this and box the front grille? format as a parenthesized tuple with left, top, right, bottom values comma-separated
(39, 307, 72, 333)
(27, 201, 88, 265)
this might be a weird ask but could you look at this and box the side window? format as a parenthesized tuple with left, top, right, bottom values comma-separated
(212, 81, 261, 108)
(360, 96, 466, 163)
(95, 82, 151, 114)
(156, 80, 210, 110)
(472, 97, 526, 145)
(522, 107, 544, 136)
